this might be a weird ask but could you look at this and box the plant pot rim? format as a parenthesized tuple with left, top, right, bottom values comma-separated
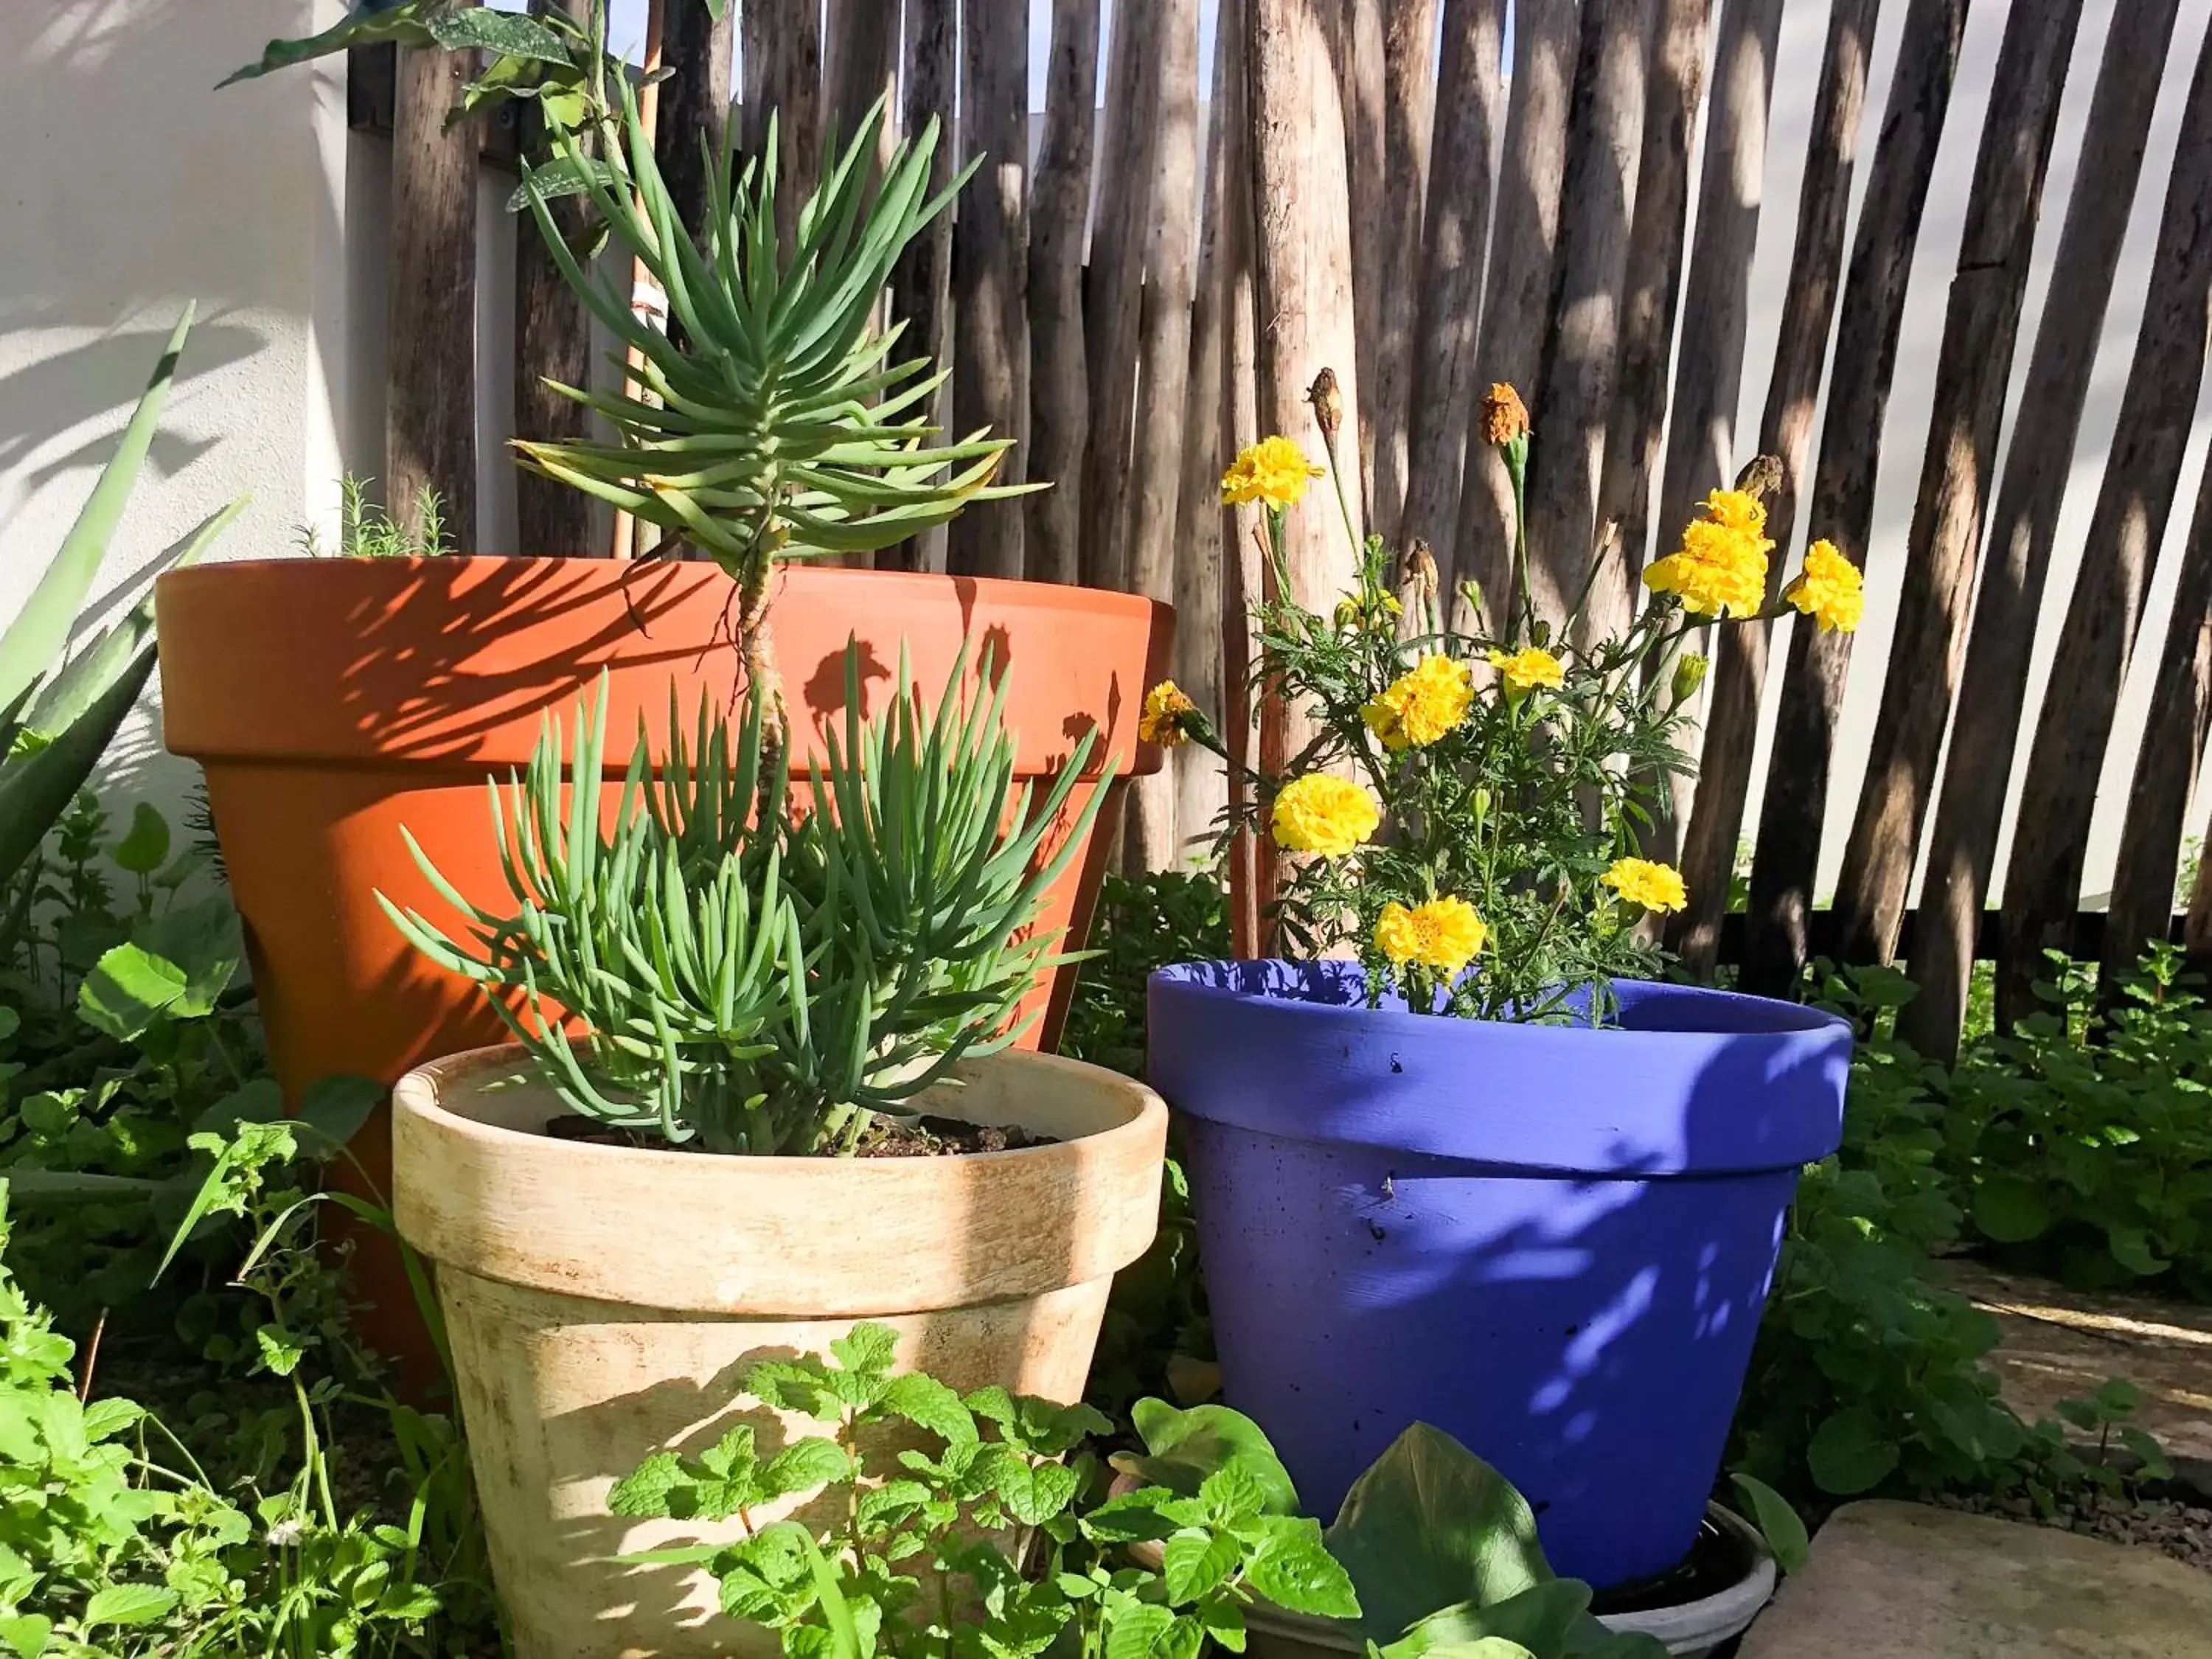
(392, 1043, 1170, 1315)
(156, 552, 1164, 618)
(1147, 960, 1850, 1173)
(156, 556, 1169, 779)
(1150, 959, 1847, 1040)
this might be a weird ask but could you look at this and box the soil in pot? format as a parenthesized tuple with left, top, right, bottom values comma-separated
(542, 1113, 1054, 1156)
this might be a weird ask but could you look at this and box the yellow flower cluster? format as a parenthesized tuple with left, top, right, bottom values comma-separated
(1643, 488, 1775, 618)
(1270, 775, 1380, 858)
(1485, 646, 1565, 693)
(1374, 897, 1488, 976)
(1362, 654, 1475, 751)
(1601, 857, 1688, 914)
(1221, 437, 1325, 510)
(1784, 539, 1864, 634)
(1140, 681, 1197, 746)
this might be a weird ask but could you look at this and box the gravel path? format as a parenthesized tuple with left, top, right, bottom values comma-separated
(1936, 1490, 2212, 1573)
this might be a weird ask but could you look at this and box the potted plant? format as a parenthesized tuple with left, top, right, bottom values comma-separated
(380, 631, 1169, 1655)
(1143, 386, 1861, 1590)
(158, 15, 1167, 1364)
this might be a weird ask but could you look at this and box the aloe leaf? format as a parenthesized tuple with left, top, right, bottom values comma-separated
(0, 638, 157, 888)
(28, 497, 245, 739)
(0, 307, 192, 716)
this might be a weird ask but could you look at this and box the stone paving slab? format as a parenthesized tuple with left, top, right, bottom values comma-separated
(1933, 1259, 2212, 1481)
(1737, 1500, 2212, 1658)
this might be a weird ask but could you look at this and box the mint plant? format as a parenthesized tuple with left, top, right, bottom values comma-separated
(1945, 944, 2212, 1298)
(607, 1323, 1360, 1659)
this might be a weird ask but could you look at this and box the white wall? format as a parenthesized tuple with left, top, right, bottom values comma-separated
(1, 0, 349, 811)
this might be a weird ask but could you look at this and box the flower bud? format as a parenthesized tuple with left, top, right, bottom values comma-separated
(1671, 652, 1710, 704)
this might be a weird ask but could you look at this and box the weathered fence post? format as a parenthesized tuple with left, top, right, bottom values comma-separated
(1398, 0, 1506, 563)
(1081, 0, 1168, 594)
(740, 0, 822, 240)
(825, 0, 899, 159)
(1998, 27, 2212, 1027)
(2104, 445, 2212, 1005)
(947, 0, 1031, 580)
(1523, 0, 1659, 635)
(516, 0, 597, 554)
(1897, 0, 2183, 1058)
(1594, 0, 1712, 608)
(1175, 0, 1248, 873)
(1672, 0, 1884, 975)
(1652, 0, 1781, 596)
(1832, 0, 2087, 969)
(1026, 0, 1103, 587)
(886, 0, 955, 572)
(389, 38, 479, 545)
(1367, 0, 1441, 546)
(1453, 0, 1576, 615)
(1124, 0, 1204, 871)
(1248, 0, 1366, 927)
(1217, 0, 1267, 955)
(653, 0, 734, 233)
(1740, 0, 1970, 997)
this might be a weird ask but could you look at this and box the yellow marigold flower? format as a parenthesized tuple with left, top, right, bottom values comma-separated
(1480, 383, 1531, 447)
(1784, 539, 1865, 634)
(1644, 516, 1773, 618)
(1485, 646, 1565, 693)
(1221, 437, 1326, 509)
(1362, 654, 1475, 751)
(1270, 775, 1380, 858)
(1602, 857, 1688, 915)
(1140, 681, 1197, 747)
(1700, 488, 1769, 536)
(1374, 896, 1489, 976)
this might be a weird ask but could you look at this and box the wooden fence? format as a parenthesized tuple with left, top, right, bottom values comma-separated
(352, 0, 2212, 1062)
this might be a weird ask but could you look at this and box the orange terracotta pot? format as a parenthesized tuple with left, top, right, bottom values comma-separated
(156, 557, 1170, 1380)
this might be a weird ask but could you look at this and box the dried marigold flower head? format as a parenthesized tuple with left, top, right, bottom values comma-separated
(1480, 383, 1531, 447)
(1404, 538, 1439, 603)
(1307, 367, 1345, 438)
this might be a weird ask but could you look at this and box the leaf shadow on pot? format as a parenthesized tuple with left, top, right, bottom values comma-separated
(1150, 962, 1848, 1588)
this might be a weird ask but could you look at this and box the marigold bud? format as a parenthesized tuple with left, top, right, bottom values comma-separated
(1671, 652, 1711, 704)
(1480, 383, 1530, 447)
(1308, 368, 1345, 438)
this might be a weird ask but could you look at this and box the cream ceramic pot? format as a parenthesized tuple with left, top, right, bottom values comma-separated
(392, 1045, 1169, 1659)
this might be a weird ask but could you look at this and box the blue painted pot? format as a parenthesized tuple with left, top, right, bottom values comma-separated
(1147, 961, 1850, 1590)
